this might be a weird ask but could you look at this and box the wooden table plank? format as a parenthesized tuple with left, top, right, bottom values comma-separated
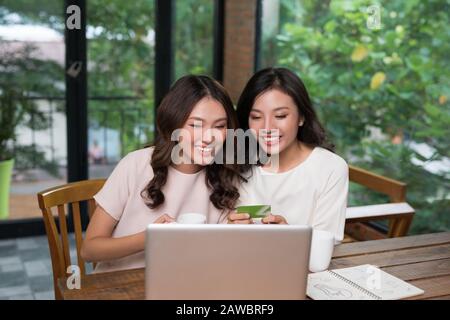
(59, 268, 143, 290)
(380, 258, 450, 281)
(63, 281, 144, 300)
(59, 268, 144, 300)
(333, 232, 450, 258)
(405, 275, 450, 300)
(330, 243, 450, 269)
(59, 233, 450, 300)
(424, 295, 450, 300)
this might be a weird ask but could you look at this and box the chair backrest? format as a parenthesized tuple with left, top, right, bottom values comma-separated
(37, 179, 105, 299)
(347, 165, 412, 239)
(349, 165, 406, 202)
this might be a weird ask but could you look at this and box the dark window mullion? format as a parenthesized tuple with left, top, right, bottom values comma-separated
(65, 0, 88, 183)
(254, 0, 263, 72)
(65, 0, 88, 230)
(213, 0, 225, 82)
(155, 0, 175, 115)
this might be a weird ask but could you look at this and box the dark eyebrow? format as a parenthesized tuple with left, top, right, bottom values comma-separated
(273, 106, 290, 112)
(213, 117, 228, 123)
(187, 117, 204, 122)
(251, 106, 290, 113)
(187, 117, 228, 123)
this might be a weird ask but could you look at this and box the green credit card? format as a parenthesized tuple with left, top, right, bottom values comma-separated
(236, 205, 271, 218)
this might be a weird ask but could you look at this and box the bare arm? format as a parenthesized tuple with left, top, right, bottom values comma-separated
(81, 205, 174, 263)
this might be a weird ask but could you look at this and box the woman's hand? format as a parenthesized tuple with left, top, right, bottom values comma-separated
(153, 214, 176, 224)
(227, 212, 253, 224)
(262, 214, 288, 224)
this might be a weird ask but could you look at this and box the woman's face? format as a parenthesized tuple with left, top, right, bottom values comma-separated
(178, 97, 228, 166)
(248, 89, 302, 155)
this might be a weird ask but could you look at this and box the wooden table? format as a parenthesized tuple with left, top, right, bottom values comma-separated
(59, 232, 450, 300)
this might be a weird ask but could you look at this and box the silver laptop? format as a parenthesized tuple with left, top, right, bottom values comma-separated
(145, 224, 312, 300)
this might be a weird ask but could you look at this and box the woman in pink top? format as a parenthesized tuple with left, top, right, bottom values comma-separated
(81, 75, 244, 273)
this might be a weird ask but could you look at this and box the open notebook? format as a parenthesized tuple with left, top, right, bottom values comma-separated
(307, 264, 424, 300)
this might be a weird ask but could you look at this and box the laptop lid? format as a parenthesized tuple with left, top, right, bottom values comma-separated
(145, 224, 312, 300)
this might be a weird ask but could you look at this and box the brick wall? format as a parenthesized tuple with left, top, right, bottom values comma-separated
(223, 0, 258, 103)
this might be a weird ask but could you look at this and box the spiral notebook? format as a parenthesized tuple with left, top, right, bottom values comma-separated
(307, 264, 424, 300)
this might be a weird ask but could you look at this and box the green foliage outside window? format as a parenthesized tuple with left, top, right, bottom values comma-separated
(261, 0, 449, 233)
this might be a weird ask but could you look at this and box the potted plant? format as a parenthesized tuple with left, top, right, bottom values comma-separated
(0, 87, 18, 219)
(0, 43, 62, 219)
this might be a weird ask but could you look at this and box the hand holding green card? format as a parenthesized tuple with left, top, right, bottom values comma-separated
(236, 205, 271, 218)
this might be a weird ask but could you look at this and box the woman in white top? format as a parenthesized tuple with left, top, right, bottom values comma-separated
(229, 67, 349, 242)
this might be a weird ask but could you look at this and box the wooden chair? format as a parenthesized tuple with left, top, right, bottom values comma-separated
(345, 165, 415, 241)
(37, 179, 106, 300)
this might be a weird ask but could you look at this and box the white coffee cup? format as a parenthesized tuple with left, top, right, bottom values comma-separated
(309, 229, 335, 273)
(252, 217, 263, 224)
(177, 213, 206, 224)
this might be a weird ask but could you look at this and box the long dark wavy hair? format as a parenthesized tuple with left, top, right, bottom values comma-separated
(236, 67, 334, 153)
(141, 75, 244, 212)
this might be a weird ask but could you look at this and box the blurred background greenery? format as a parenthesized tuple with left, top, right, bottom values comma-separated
(260, 0, 449, 233)
(1, 0, 448, 232)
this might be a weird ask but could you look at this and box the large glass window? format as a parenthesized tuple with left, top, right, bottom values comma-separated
(0, 0, 217, 223)
(174, 0, 215, 79)
(259, 0, 449, 233)
(85, 0, 215, 179)
(87, 1, 155, 178)
(0, 1, 66, 221)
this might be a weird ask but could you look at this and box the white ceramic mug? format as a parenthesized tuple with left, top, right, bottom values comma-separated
(309, 229, 335, 273)
(252, 217, 263, 224)
(177, 213, 206, 224)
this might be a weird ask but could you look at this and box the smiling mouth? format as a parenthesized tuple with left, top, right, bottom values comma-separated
(195, 145, 214, 156)
(260, 135, 282, 145)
